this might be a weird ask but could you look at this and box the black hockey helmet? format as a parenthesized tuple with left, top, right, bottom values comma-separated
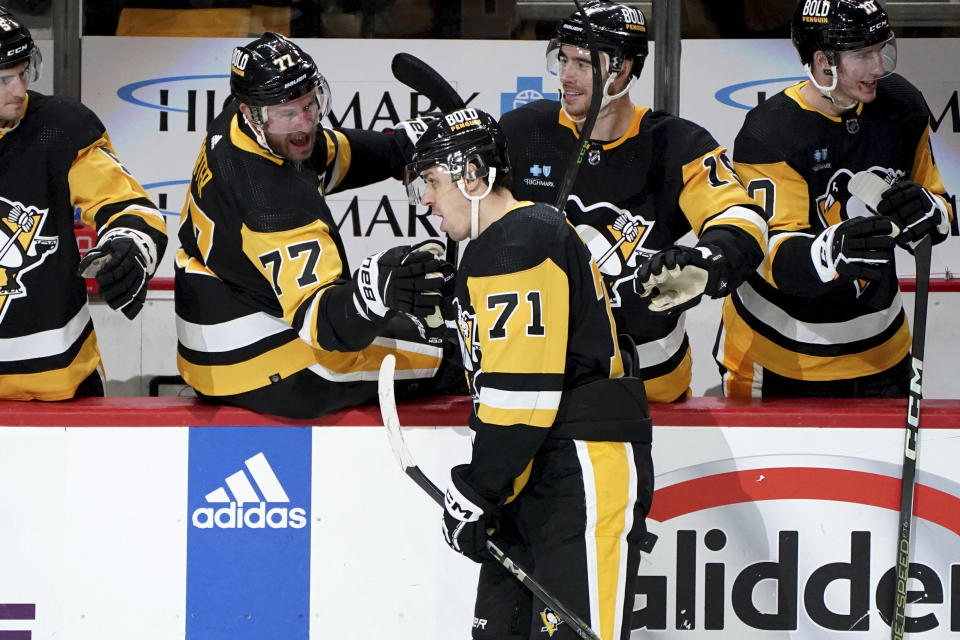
(791, 0, 894, 65)
(404, 108, 511, 203)
(0, 6, 41, 80)
(549, 1, 648, 78)
(230, 32, 329, 109)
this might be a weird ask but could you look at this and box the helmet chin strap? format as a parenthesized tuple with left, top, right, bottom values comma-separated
(456, 167, 497, 240)
(804, 62, 859, 112)
(560, 71, 635, 125)
(241, 108, 285, 159)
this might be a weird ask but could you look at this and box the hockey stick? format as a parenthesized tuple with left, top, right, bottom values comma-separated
(553, 0, 604, 213)
(392, 52, 466, 268)
(377, 355, 602, 640)
(392, 52, 466, 114)
(849, 171, 929, 639)
(889, 236, 930, 640)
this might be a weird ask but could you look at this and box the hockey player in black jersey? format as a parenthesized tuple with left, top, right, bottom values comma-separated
(0, 6, 167, 401)
(406, 108, 653, 639)
(715, 0, 954, 398)
(499, 1, 767, 403)
(175, 33, 454, 418)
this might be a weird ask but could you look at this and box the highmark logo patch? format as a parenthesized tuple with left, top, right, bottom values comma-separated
(191, 451, 307, 529)
(186, 427, 311, 640)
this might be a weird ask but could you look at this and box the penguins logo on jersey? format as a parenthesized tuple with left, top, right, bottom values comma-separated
(0, 197, 58, 324)
(815, 167, 902, 228)
(539, 608, 563, 636)
(567, 195, 655, 307)
(815, 167, 902, 296)
(453, 296, 481, 374)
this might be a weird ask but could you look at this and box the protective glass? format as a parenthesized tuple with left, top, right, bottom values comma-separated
(838, 35, 897, 78)
(262, 79, 331, 134)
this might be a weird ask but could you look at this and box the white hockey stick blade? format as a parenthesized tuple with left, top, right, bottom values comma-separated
(378, 354, 417, 471)
(849, 170, 891, 211)
(378, 355, 445, 505)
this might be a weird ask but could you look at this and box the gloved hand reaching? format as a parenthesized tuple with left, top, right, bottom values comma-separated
(634, 244, 730, 313)
(353, 239, 451, 321)
(78, 227, 159, 320)
(442, 464, 494, 563)
(387, 116, 435, 164)
(810, 216, 899, 284)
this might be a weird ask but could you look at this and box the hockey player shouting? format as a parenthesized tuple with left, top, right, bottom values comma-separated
(176, 33, 454, 418)
(715, 0, 954, 398)
(405, 108, 653, 639)
(0, 6, 167, 400)
(499, 1, 767, 403)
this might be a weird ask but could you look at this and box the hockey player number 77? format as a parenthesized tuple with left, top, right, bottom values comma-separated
(377, 355, 602, 640)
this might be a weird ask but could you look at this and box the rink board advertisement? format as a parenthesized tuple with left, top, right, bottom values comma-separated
(82, 37, 960, 280)
(0, 419, 957, 639)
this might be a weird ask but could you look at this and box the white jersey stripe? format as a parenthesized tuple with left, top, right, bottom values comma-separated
(0, 305, 90, 361)
(633, 315, 686, 369)
(612, 443, 637, 640)
(712, 205, 769, 245)
(176, 311, 291, 353)
(574, 440, 601, 634)
(737, 280, 902, 345)
(477, 387, 562, 412)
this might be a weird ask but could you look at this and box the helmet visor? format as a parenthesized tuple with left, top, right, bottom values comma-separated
(0, 49, 41, 89)
(262, 79, 330, 134)
(545, 39, 608, 77)
(404, 161, 464, 205)
(837, 35, 897, 78)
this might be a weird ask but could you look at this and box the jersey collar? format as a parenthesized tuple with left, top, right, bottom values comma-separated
(786, 81, 865, 123)
(556, 103, 648, 150)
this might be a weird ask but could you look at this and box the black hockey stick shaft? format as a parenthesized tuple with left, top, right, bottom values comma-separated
(377, 356, 601, 640)
(391, 52, 466, 266)
(890, 237, 931, 640)
(553, 0, 603, 213)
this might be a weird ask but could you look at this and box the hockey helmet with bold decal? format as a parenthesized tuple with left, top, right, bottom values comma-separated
(230, 32, 330, 112)
(548, 1, 648, 78)
(404, 108, 511, 204)
(791, 0, 894, 66)
(0, 6, 41, 81)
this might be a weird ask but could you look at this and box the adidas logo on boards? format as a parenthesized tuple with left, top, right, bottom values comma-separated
(191, 452, 307, 529)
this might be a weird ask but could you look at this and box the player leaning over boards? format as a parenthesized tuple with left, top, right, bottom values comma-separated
(715, 0, 954, 398)
(176, 33, 456, 418)
(405, 107, 653, 640)
(0, 5, 167, 401)
(499, 1, 767, 403)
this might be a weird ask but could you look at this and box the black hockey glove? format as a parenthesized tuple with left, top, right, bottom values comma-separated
(442, 464, 495, 564)
(875, 180, 949, 249)
(385, 116, 435, 172)
(634, 244, 730, 313)
(353, 239, 449, 321)
(810, 216, 898, 284)
(78, 228, 158, 320)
